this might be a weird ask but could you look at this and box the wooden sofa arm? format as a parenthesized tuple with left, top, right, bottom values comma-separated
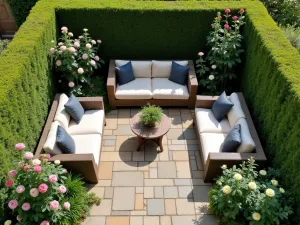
(187, 60, 198, 98)
(195, 95, 218, 108)
(107, 60, 116, 108)
(50, 154, 98, 183)
(79, 96, 104, 110)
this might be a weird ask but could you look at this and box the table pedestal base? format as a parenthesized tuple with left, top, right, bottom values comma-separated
(137, 136, 164, 152)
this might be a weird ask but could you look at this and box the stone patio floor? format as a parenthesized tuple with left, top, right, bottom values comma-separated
(82, 108, 219, 225)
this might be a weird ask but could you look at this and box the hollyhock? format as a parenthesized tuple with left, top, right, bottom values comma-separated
(40, 221, 50, 225)
(15, 143, 25, 151)
(225, 8, 231, 14)
(34, 165, 42, 173)
(94, 56, 100, 61)
(58, 185, 67, 194)
(49, 174, 58, 183)
(24, 152, 33, 160)
(16, 185, 25, 194)
(63, 202, 71, 210)
(49, 200, 59, 211)
(232, 16, 239, 21)
(8, 200, 18, 209)
(22, 202, 30, 211)
(5, 180, 14, 187)
(32, 159, 41, 165)
(23, 165, 30, 171)
(56, 60, 62, 67)
(30, 188, 39, 197)
(224, 24, 231, 30)
(68, 82, 75, 88)
(78, 68, 84, 74)
(8, 170, 16, 177)
(38, 184, 48, 193)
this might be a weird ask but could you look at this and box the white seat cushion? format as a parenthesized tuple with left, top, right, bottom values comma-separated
(43, 121, 63, 155)
(115, 60, 152, 78)
(68, 110, 104, 135)
(152, 60, 188, 78)
(195, 108, 231, 133)
(115, 78, 152, 100)
(54, 93, 70, 129)
(152, 78, 189, 100)
(200, 133, 227, 163)
(71, 134, 101, 165)
(227, 93, 246, 127)
(235, 118, 256, 153)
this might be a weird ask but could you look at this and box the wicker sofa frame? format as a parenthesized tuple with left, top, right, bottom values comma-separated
(35, 94, 105, 183)
(195, 93, 267, 182)
(107, 60, 198, 109)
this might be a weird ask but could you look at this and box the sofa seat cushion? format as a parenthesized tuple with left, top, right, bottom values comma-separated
(115, 60, 152, 78)
(115, 78, 152, 100)
(200, 133, 227, 163)
(71, 134, 101, 165)
(68, 110, 104, 135)
(152, 78, 189, 100)
(195, 108, 231, 133)
(152, 60, 188, 78)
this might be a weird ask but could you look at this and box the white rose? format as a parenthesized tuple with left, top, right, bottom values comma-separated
(198, 52, 204, 56)
(279, 188, 285, 193)
(271, 179, 278, 186)
(32, 159, 41, 166)
(234, 173, 242, 181)
(211, 65, 217, 70)
(54, 160, 61, 165)
(61, 26, 68, 33)
(252, 212, 261, 221)
(74, 42, 80, 48)
(77, 68, 84, 74)
(58, 42, 63, 46)
(259, 170, 267, 176)
(86, 43, 92, 49)
(68, 32, 73, 37)
(56, 60, 62, 67)
(222, 185, 231, 194)
(221, 164, 227, 170)
(208, 75, 215, 80)
(82, 53, 88, 60)
(97, 39, 102, 44)
(69, 47, 76, 53)
(94, 56, 100, 61)
(50, 48, 55, 54)
(266, 188, 275, 197)
(90, 60, 96, 66)
(248, 182, 257, 190)
(60, 45, 67, 51)
(91, 40, 96, 45)
(83, 28, 88, 32)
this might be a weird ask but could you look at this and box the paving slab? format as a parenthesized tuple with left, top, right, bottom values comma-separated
(90, 199, 111, 216)
(164, 187, 178, 198)
(147, 199, 165, 215)
(157, 162, 177, 178)
(172, 216, 196, 225)
(113, 187, 135, 210)
(106, 216, 130, 225)
(144, 216, 160, 225)
(176, 199, 196, 215)
(112, 172, 143, 186)
(193, 186, 211, 202)
(130, 216, 143, 225)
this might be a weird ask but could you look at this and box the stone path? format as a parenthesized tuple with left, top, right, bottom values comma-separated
(82, 108, 219, 225)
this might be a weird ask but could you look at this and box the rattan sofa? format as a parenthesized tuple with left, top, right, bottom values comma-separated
(195, 93, 267, 182)
(35, 94, 105, 183)
(107, 60, 198, 109)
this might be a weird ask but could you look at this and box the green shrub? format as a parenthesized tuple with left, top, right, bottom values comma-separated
(0, 39, 10, 55)
(140, 104, 163, 126)
(281, 25, 300, 54)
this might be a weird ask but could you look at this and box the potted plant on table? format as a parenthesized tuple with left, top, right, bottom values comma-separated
(140, 104, 163, 127)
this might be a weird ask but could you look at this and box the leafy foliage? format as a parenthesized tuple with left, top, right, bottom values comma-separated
(140, 104, 163, 126)
(281, 25, 300, 54)
(209, 158, 293, 225)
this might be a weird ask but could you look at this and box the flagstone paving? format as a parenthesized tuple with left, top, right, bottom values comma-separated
(82, 108, 219, 225)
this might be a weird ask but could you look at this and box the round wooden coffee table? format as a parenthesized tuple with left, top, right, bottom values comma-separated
(130, 113, 171, 152)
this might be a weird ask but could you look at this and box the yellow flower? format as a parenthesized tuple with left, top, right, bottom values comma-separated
(266, 188, 275, 197)
(248, 182, 257, 190)
(4, 220, 12, 225)
(259, 170, 267, 176)
(279, 188, 285, 193)
(252, 212, 261, 221)
(234, 173, 243, 181)
(271, 179, 278, 186)
(221, 165, 227, 170)
(222, 185, 232, 195)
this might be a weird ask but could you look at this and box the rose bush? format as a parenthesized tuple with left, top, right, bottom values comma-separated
(209, 158, 293, 225)
(3, 143, 100, 225)
(196, 8, 245, 94)
(50, 27, 104, 96)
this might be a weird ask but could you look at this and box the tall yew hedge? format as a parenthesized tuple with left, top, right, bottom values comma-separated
(1, 0, 300, 221)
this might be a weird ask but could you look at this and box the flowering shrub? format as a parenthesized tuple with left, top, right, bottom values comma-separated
(196, 8, 245, 94)
(209, 158, 293, 225)
(50, 27, 104, 96)
(4, 143, 100, 225)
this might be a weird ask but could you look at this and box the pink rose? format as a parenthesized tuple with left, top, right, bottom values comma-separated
(34, 165, 42, 173)
(91, 40, 96, 45)
(198, 52, 204, 57)
(46, 154, 51, 159)
(56, 60, 62, 67)
(24, 152, 33, 160)
(90, 60, 96, 66)
(69, 47, 76, 53)
(218, 15, 222, 19)
(30, 188, 39, 197)
(58, 185, 67, 194)
(68, 32, 73, 37)
(74, 42, 80, 48)
(97, 40, 101, 44)
(38, 184, 48, 193)
(60, 46, 66, 51)
(8, 170, 16, 177)
(49, 200, 59, 211)
(24, 165, 30, 171)
(5, 180, 14, 187)
(49, 175, 58, 183)
(16, 185, 25, 194)
(224, 24, 231, 30)
(240, 8, 245, 14)
(22, 202, 30, 211)
(61, 26, 68, 33)
(50, 48, 55, 54)
(63, 202, 71, 210)
(232, 16, 239, 21)
(77, 68, 84, 74)
(82, 53, 88, 60)
(62, 169, 68, 174)
(15, 143, 25, 151)
(94, 56, 100, 61)
(225, 8, 231, 14)
(40, 221, 50, 225)
(17, 215, 22, 221)
(8, 200, 18, 209)
(68, 82, 75, 88)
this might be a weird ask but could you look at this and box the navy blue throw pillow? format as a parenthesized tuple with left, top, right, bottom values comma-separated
(221, 124, 242, 152)
(56, 125, 75, 154)
(116, 62, 135, 86)
(211, 91, 234, 122)
(169, 61, 189, 85)
(64, 94, 84, 124)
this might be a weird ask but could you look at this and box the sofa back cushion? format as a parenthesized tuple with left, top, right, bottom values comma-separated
(152, 60, 188, 78)
(56, 125, 75, 154)
(115, 60, 152, 78)
(235, 118, 256, 153)
(43, 121, 63, 155)
(227, 93, 246, 127)
(64, 95, 85, 124)
(54, 93, 70, 129)
(211, 91, 234, 122)
(221, 124, 242, 152)
(115, 61, 135, 85)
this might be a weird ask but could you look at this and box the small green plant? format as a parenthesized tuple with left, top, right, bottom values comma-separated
(140, 104, 163, 126)
(209, 158, 293, 225)
(281, 25, 300, 54)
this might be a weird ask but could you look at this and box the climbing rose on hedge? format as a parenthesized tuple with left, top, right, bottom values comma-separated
(15, 143, 25, 151)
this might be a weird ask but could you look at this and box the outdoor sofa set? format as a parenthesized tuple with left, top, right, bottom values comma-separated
(35, 59, 267, 183)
